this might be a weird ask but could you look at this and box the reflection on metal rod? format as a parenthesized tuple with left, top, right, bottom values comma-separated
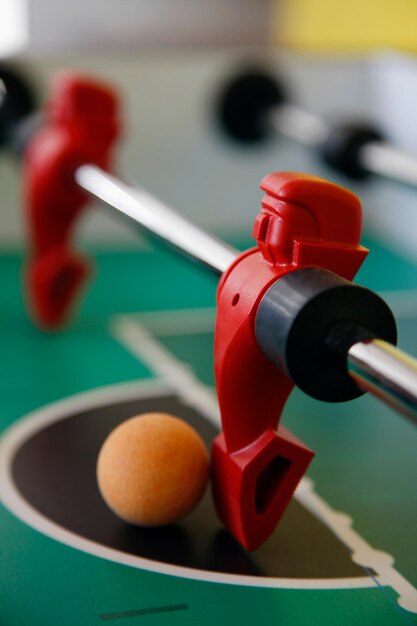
(75, 164, 239, 275)
(360, 142, 417, 188)
(348, 339, 417, 426)
(270, 103, 329, 147)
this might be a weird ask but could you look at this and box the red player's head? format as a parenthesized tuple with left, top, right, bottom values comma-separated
(47, 72, 120, 144)
(253, 172, 364, 266)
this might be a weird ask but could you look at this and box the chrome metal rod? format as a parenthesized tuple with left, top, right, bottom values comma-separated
(75, 164, 239, 275)
(271, 103, 329, 147)
(270, 102, 417, 189)
(348, 340, 417, 425)
(361, 142, 417, 188)
(75, 162, 417, 423)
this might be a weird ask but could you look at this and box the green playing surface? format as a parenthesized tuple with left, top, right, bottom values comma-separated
(1, 234, 417, 625)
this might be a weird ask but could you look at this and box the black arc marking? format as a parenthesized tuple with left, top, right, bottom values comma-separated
(12, 392, 364, 579)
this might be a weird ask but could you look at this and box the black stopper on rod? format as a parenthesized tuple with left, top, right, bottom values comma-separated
(216, 68, 286, 143)
(321, 123, 385, 180)
(0, 65, 36, 149)
(255, 267, 397, 402)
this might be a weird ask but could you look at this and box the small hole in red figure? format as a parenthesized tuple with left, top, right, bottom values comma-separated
(231, 293, 240, 306)
(255, 456, 292, 515)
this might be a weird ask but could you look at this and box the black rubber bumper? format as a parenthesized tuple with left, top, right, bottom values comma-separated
(255, 267, 397, 402)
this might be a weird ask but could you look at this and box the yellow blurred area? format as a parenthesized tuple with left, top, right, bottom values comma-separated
(273, 0, 417, 52)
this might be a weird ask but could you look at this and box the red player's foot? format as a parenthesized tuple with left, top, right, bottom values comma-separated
(211, 426, 314, 551)
(26, 245, 90, 329)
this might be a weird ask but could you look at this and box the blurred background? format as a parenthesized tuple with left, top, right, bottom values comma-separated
(1, 0, 417, 258)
